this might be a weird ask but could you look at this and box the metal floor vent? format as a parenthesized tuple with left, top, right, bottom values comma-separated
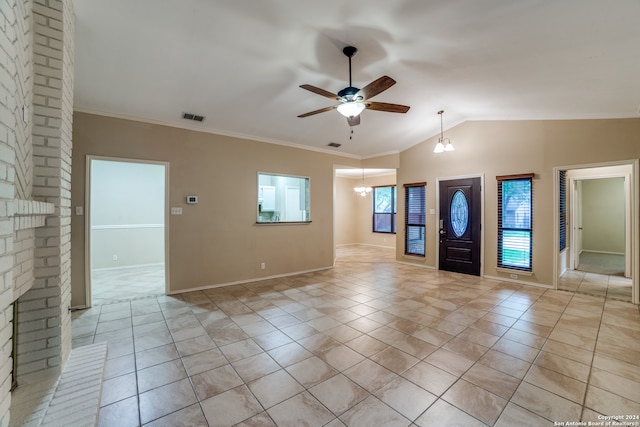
(327, 142, 341, 148)
(182, 112, 205, 122)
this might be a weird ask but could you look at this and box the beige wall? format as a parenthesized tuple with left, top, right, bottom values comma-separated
(336, 173, 400, 249)
(581, 178, 625, 254)
(334, 176, 358, 246)
(353, 174, 397, 248)
(397, 118, 640, 287)
(71, 112, 360, 305)
(73, 115, 639, 301)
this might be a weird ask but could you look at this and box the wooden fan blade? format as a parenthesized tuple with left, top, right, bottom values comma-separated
(347, 115, 360, 126)
(357, 76, 396, 100)
(299, 84, 339, 99)
(297, 105, 336, 118)
(364, 101, 410, 114)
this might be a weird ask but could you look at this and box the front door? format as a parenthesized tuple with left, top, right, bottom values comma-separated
(439, 177, 481, 275)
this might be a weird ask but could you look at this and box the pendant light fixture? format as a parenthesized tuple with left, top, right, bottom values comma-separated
(354, 169, 372, 197)
(433, 110, 454, 153)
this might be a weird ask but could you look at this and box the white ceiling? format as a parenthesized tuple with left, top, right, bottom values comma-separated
(73, 0, 640, 159)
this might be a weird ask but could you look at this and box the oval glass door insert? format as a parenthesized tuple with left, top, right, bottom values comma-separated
(450, 190, 469, 237)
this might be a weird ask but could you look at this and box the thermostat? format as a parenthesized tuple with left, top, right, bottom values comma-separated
(186, 195, 198, 204)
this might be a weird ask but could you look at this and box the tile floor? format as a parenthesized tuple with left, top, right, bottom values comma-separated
(91, 264, 165, 305)
(71, 246, 640, 426)
(558, 270, 632, 302)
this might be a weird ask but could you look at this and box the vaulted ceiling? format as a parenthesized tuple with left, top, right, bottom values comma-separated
(73, 0, 640, 158)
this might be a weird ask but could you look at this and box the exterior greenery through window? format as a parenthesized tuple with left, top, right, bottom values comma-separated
(497, 174, 533, 271)
(405, 183, 426, 256)
(373, 186, 396, 233)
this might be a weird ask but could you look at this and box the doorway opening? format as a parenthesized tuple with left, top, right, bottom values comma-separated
(333, 167, 397, 264)
(556, 162, 637, 303)
(86, 157, 169, 306)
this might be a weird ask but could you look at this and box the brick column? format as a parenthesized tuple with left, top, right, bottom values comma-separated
(0, 0, 32, 424)
(15, 0, 74, 384)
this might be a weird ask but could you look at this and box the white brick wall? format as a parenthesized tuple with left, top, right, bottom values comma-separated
(0, 0, 74, 424)
(17, 0, 74, 385)
(0, 0, 30, 424)
(13, 200, 55, 300)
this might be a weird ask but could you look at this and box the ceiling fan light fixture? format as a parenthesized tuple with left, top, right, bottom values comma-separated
(337, 101, 366, 118)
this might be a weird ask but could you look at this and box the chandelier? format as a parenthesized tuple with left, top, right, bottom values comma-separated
(354, 169, 372, 197)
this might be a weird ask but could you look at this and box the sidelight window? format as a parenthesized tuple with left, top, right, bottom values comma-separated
(559, 170, 567, 252)
(497, 174, 533, 271)
(405, 183, 426, 256)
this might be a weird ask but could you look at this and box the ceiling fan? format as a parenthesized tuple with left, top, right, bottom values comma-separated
(298, 46, 410, 126)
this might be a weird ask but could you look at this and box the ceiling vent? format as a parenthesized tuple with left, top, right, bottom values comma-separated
(182, 112, 205, 122)
(327, 142, 341, 148)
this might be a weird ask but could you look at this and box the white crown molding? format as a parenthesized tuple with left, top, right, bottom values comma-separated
(73, 107, 364, 160)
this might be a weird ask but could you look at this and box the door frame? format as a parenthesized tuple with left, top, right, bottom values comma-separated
(84, 155, 170, 307)
(553, 159, 638, 305)
(569, 179, 583, 271)
(569, 174, 631, 277)
(435, 174, 485, 277)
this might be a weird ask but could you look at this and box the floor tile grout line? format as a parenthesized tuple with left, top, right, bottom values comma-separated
(128, 300, 145, 427)
(197, 288, 431, 424)
(188, 294, 278, 425)
(418, 288, 542, 426)
(76, 250, 636, 427)
(494, 290, 571, 425)
(578, 296, 608, 423)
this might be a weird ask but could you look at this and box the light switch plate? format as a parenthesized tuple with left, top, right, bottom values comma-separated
(171, 207, 182, 215)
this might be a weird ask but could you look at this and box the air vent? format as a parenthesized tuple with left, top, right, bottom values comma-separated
(182, 112, 205, 122)
(327, 142, 341, 148)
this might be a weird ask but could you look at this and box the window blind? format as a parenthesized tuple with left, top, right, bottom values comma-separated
(559, 170, 567, 252)
(497, 173, 534, 271)
(404, 183, 426, 256)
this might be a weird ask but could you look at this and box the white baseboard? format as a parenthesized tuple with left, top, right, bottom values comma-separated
(167, 266, 333, 295)
(580, 249, 624, 256)
(92, 262, 164, 272)
(483, 274, 553, 289)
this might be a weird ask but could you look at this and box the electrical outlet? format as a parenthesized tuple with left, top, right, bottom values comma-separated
(260, 262, 265, 270)
(112, 254, 118, 261)
(510, 273, 518, 279)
